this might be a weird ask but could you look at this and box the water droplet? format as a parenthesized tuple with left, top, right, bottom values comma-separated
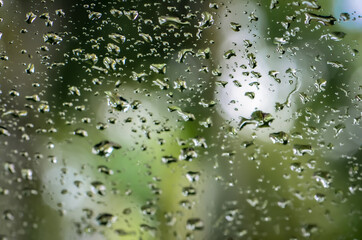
(68, 86, 81, 96)
(327, 61, 344, 69)
(84, 53, 98, 65)
(314, 193, 325, 202)
(0, 127, 10, 136)
(301, 224, 319, 237)
(302, 1, 320, 9)
(21, 169, 33, 180)
(168, 106, 195, 121)
(55, 9, 65, 17)
(110, 8, 123, 18)
(92, 141, 121, 157)
(199, 99, 216, 108)
(196, 47, 211, 59)
(73, 128, 88, 137)
(25, 12, 37, 24)
(162, 156, 177, 164)
(290, 162, 303, 173)
(230, 22, 241, 32)
(269, 132, 289, 144)
(103, 57, 117, 70)
(173, 78, 187, 91)
(109, 33, 126, 44)
(313, 171, 332, 188)
(320, 32, 346, 41)
(153, 79, 169, 90)
(304, 13, 336, 26)
(139, 33, 153, 43)
(198, 12, 214, 29)
(186, 218, 204, 231)
(3, 210, 15, 221)
(105, 91, 131, 112)
(88, 11, 102, 21)
(293, 144, 313, 156)
(334, 123, 345, 137)
(224, 49, 236, 59)
(25, 64, 35, 74)
(186, 171, 200, 182)
(248, 12, 258, 22)
(277, 199, 290, 208)
(215, 81, 228, 87)
(179, 147, 197, 161)
(141, 203, 156, 216)
(38, 103, 50, 113)
(25, 94, 40, 102)
(340, 12, 350, 21)
(124, 10, 139, 21)
(270, 0, 279, 9)
(239, 111, 274, 130)
(97, 165, 113, 175)
(274, 37, 289, 45)
(140, 224, 156, 236)
(209, 3, 219, 9)
(43, 33, 63, 45)
(150, 63, 167, 74)
(159, 16, 190, 28)
(106, 43, 120, 54)
(91, 181, 106, 196)
(177, 48, 194, 63)
(245, 92, 255, 99)
(247, 53, 257, 69)
(131, 71, 147, 82)
(96, 213, 117, 226)
(182, 186, 196, 196)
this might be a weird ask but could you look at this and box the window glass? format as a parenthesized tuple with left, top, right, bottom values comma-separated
(0, 0, 361, 239)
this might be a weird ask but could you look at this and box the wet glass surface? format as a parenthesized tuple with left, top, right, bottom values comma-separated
(0, 0, 361, 239)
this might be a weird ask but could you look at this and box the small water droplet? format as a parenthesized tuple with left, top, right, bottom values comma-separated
(91, 181, 106, 196)
(159, 16, 190, 28)
(340, 12, 350, 21)
(88, 11, 102, 21)
(96, 213, 117, 226)
(313, 171, 332, 188)
(105, 91, 130, 112)
(109, 33, 126, 44)
(92, 141, 121, 157)
(73, 128, 88, 137)
(25, 64, 35, 74)
(293, 144, 313, 156)
(25, 12, 37, 24)
(224, 49, 236, 59)
(230, 22, 241, 32)
(168, 106, 195, 121)
(186, 218, 204, 231)
(124, 10, 139, 21)
(162, 156, 177, 164)
(97, 165, 114, 175)
(43, 33, 63, 45)
(150, 63, 167, 74)
(247, 53, 257, 69)
(186, 171, 200, 182)
(314, 193, 325, 202)
(304, 13, 336, 26)
(269, 132, 289, 144)
(239, 111, 274, 130)
(110, 8, 123, 17)
(199, 12, 214, 29)
(302, 0, 320, 9)
(290, 162, 303, 173)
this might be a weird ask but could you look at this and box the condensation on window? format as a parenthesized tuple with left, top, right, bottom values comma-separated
(0, 0, 361, 239)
